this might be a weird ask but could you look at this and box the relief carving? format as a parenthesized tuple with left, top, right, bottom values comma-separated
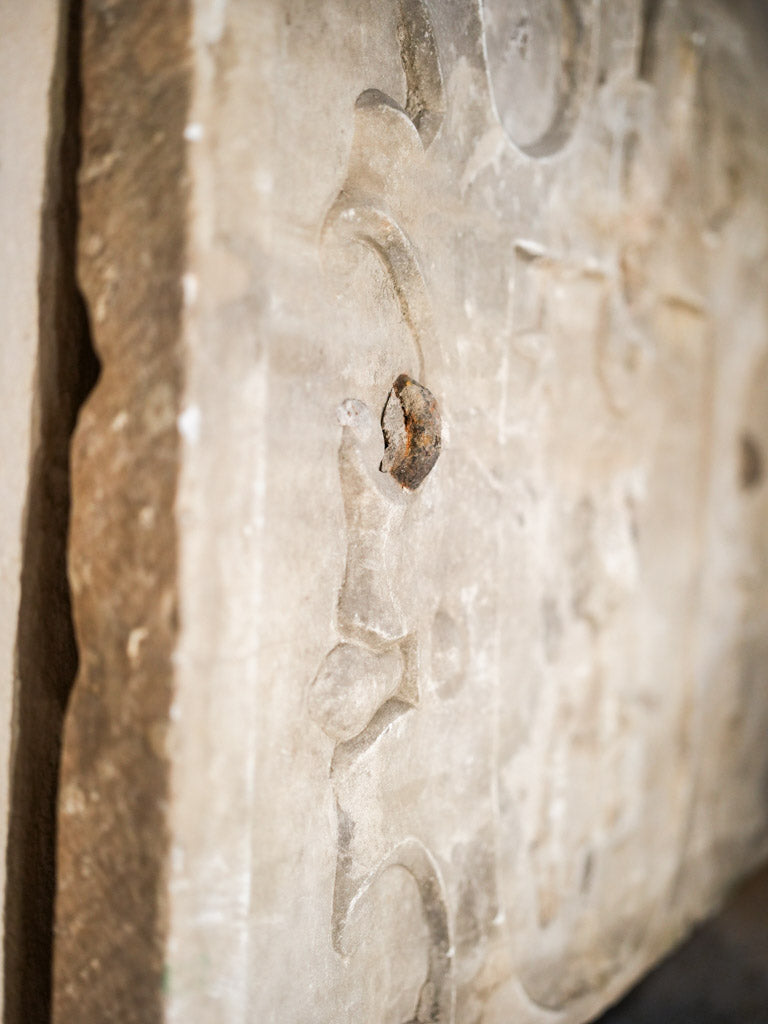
(309, 3, 456, 1020)
(481, 0, 599, 156)
(310, 387, 453, 1024)
(310, 0, 727, 1018)
(397, 0, 446, 145)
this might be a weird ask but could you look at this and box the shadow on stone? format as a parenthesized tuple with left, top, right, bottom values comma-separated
(3, 3, 100, 1022)
(597, 864, 768, 1024)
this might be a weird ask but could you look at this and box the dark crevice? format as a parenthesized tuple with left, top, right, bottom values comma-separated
(638, 0, 663, 82)
(597, 863, 768, 1022)
(3, 1, 99, 1022)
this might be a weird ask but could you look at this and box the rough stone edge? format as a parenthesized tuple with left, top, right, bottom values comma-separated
(52, 2, 192, 1022)
(3, 3, 99, 1022)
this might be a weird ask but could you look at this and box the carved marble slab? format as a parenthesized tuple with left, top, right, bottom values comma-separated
(55, 1, 768, 1022)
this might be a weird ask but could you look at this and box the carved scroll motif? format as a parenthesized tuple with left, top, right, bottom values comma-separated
(311, 2, 711, 1016)
(309, 3, 455, 1022)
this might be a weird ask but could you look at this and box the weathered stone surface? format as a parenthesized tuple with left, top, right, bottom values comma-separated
(52, 2, 190, 1023)
(54, 1, 768, 1023)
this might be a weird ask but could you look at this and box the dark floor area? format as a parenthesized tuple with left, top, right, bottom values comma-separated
(597, 865, 768, 1023)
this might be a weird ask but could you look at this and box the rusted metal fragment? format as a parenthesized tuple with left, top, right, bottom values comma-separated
(380, 373, 441, 490)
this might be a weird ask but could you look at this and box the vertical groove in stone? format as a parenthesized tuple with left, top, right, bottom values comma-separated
(52, 2, 191, 1022)
(3, 3, 99, 1023)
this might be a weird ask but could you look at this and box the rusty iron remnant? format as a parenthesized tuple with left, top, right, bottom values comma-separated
(380, 373, 441, 490)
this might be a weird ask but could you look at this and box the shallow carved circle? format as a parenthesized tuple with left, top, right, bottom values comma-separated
(308, 643, 404, 743)
(482, 0, 596, 157)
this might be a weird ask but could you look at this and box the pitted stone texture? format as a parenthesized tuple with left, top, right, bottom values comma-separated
(52, 2, 768, 1023)
(52, 3, 191, 1024)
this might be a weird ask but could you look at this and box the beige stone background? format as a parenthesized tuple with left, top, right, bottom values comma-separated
(1, 2, 767, 1024)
